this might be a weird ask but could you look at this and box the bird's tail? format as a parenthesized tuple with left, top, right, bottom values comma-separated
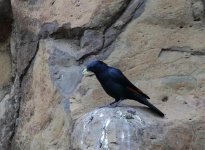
(144, 101, 164, 117)
(130, 94, 165, 117)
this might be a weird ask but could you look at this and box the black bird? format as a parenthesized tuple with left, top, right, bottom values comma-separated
(83, 60, 164, 117)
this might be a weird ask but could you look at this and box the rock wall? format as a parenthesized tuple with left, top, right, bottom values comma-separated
(0, 0, 18, 149)
(0, 0, 204, 149)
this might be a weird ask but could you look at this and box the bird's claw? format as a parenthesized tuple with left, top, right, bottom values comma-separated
(109, 103, 118, 108)
(107, 104, 117, 108)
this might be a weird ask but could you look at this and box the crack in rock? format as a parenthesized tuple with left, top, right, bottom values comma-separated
(78, 0, 146, 62)
(159, 46, 205, 57)
(104, 0, 145, 48)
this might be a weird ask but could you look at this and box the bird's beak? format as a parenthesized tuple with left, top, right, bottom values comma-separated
(82, 68, 94, 76)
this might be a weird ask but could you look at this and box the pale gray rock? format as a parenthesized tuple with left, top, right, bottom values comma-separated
(72, 107, 205, 150)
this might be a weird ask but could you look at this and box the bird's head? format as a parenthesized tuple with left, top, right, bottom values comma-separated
(82, 60, 108, 76)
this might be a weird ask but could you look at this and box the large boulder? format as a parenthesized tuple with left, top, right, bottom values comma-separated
(72, 106, 205, 150)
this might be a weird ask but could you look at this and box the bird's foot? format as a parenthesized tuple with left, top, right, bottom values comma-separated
(109, 102, 119, 108)
(98, 103, 118, 109)
(98, 100, 123, 109)
(98, 104, 117, 109)
(108, 104, 118, 108)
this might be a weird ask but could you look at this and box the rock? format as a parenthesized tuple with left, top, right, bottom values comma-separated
(104, 0, 145, 47)
(0, 0, 12, 86)
(72, 107, 148, 150)
(76, 29, 104, 60)
(11, 0, 129, 33)
(0, 85, 18, 150)
(192, 1, 205, 21)
(0, 47, 12, 86)
(0, 0, 16, 150)
(72, 107, 205, 149)
(161, 75, 197, 94)
(13, 31, 39, 76)
(0, 0, 12, 42)
(87, 0, 130, 28)
(0, 0, 12, 21)
(70, 1, 205, 149)
(12, 40, 72, 150)
(196, 72, 205, 94)
(10, 0, 130, 76)
(192, 120, 205, 149)
(7, 0, 205, 149)
(48, 41, 83, 96)
(164, 126, 193, 150)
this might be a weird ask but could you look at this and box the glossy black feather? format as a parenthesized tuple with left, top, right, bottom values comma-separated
(108, 68, 150, 99)
(85, 60, 164, 117)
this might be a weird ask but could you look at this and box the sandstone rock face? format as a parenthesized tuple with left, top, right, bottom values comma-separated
(10, 0, 130, 75)
(10, 0, 142, 149)
(71, 0, 205, 119)
(12, 40, 73, 150)
(0, 0, 204, 149)
(71, 0, 205, 149)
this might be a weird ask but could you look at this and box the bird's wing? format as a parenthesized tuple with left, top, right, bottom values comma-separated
(108, 68, 150, 99)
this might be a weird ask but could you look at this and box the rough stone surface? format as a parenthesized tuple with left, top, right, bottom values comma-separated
(11, 0, 129, 32)
(192, 0, 205, 21)
(0, 0, 12, 85)
(0, 0, 12, 42)
(72, 107, 205, 150)
(72, 108, 149, 150)
(70, 0, 205, 148)
(104, 0, 144, 47)
(0, 42, 11, 86)
(10, 0, 130, 76)
(0, 0, 204, 149)
(9, 0, 144, 148)
(0, 83, 18, 150)
(0, 0, 17, 150)
(77, 30, 104, 60)
(12, 40, 72, 150)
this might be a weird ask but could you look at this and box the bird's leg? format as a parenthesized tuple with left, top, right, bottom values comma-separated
(98, 99, 122, 108)
(109, 100, 117, 106)
(108, 99, 123, 108)
(98, 101, 116, 108)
